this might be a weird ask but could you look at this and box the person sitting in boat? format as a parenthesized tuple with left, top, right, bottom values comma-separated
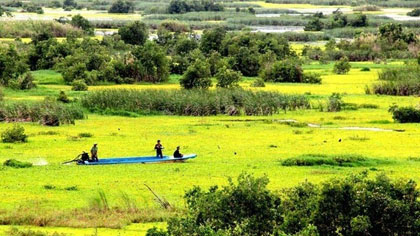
(173, 146, 183, 158)
(90, 143, 98, 162)
(155, 140, 164, 158)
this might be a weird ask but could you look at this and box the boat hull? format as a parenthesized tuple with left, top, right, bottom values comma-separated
(77, 154, 197, 165)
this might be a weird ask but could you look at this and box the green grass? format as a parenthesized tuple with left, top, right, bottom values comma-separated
(0, 62, 420, 234)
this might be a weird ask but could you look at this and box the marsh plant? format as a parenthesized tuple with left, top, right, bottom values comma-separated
(82, 89, 310, 116)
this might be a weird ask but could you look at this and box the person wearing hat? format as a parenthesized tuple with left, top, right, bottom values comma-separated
(91, 143, 98, 162)
(154, 140, 164, 158)
(173, 146, 183, 158)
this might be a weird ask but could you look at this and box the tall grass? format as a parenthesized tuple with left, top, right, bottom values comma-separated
(0, 100, 85, 126)
(0, 21, 83, 38)
(372, 66, 420, 96)
(81, 89, 310, 116)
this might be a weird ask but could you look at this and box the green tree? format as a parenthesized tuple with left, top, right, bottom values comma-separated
(0, 45, 28, 86)
(70, 14, 93, 35)
(108, 0, 134, 13)
(260, 59, 303, 83)
(333, 57, 351, 74)
(63, 0, 77, 8)
(132, 41, 170, 83)
(200, 27, 226, 54)
(119, 21, 148, 45)
(349, 13, 368, 27)
(180, 60, 212, 89)
(232, 47, 260, 77)
(304, 17, 323, 31)
(215, 66, 242, 88)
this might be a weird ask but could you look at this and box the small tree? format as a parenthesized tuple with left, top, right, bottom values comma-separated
(70, 14, 93, 35)
(333, 57, 351, 74)
(108, 0, 134, 13)
(327, 93, 343, 112)
(132, 41, 170, 83)
(261, 59, 303, 83)
(215, 67, 242, 88)
(71, 80, 88, 91)
(2, 125, 28, 143)
(19, 73, 37, 90)
(119, 21, 148, 46)
(180, 60, 211, 89)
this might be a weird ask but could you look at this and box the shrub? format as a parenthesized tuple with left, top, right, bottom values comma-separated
(18, 73, 37, 90)
(132, 41, 170, 83)
(57, 91, 70, 103)
(261, 59, 303, 83)
(302, 72, 322, 84)
(1, 124, 28, 143)
(165, 174, 283, 235)
(327, 93, 343, 112)
(407, 8, 420, 17)
(71, 80, 88, 91)
(251, 78, 265, 87)
(119, 21, 148, 46)
(360, 67, 370, 71)
(70, 14, 93, 35)
(78, 132, 93, 138)
(333, 57, 351, 74)
(180, 60, 212, 89)
(389, 105, 420, 123)
(304, 17, 323, 31)
(372, 66, 420, 96)
(215, 67, 242, 88)
(108, 0, 134, 13)
(3, 159, 32, 168)
(281, 154, 367, 167)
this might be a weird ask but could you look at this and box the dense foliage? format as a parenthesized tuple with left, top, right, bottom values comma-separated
(81, 89, 310, 116)
(168, 0, 223, 14)
(389, 105, 420, 123)
(108, 0, 134, 13)
(147, 172, 420, 236)
(1, 124, 27, 143)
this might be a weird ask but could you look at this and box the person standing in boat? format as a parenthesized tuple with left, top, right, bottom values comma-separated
(91, 143, 98, 162)
(173, 146, 183, 158)
(155, 140, 164, 158)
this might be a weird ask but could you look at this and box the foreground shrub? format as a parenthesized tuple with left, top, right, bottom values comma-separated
(148, 172, 420, 236)
(261, 59, 303, 83)
(0, 101, 84, 126)
(389, 105, 420, 123)
(1, 125, 27, 143)
(166, 174, 283, 235)
(3, 159, 32, 168)
(81, 89, 310, 116)
(333, 57, 351, 74)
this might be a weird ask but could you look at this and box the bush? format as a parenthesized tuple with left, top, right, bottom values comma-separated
(333, 57, 351, 74)
(180, 60, 212, 89)
(372, 66, 420, 96)
(18, 73, 37, 90)
(302, 72, 322, 84)
(3, 159, 32, 168)
(81, 89, 310, 116)
(407, 8, 420, 17)
(70, 14, 93, 35)
(119, 21, 148, 46)
(108, 0, 134, 13)
(149, 173, 420, 236)
(304, 17, 323, 31)
(215, 67, 242, 88)
(327, 93, 343, 112)
(57, 91, 70, 103)
(261, 59, 303, 83)
(360, 67, 370, 71)
(1, 124, 28, 143)
(71, 80, 88, 91)
(251, 78, 265, 87)
(389, 105, 420, 123)
(132, 41, 170, 83)
(165, 174, 282, 235)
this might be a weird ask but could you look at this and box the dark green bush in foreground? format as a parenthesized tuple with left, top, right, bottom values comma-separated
(147, 172, 420, 236)
(1, 125, 27, 143)
(82, 89, 310, 116)
(3, 159, 32, 168)
(389, 105, 420, 123)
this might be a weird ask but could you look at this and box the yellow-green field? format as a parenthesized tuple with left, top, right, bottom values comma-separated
(0, 62, 420, 235)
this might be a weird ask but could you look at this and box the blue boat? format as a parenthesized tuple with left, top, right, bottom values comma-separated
(77, 154, 197, 165)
